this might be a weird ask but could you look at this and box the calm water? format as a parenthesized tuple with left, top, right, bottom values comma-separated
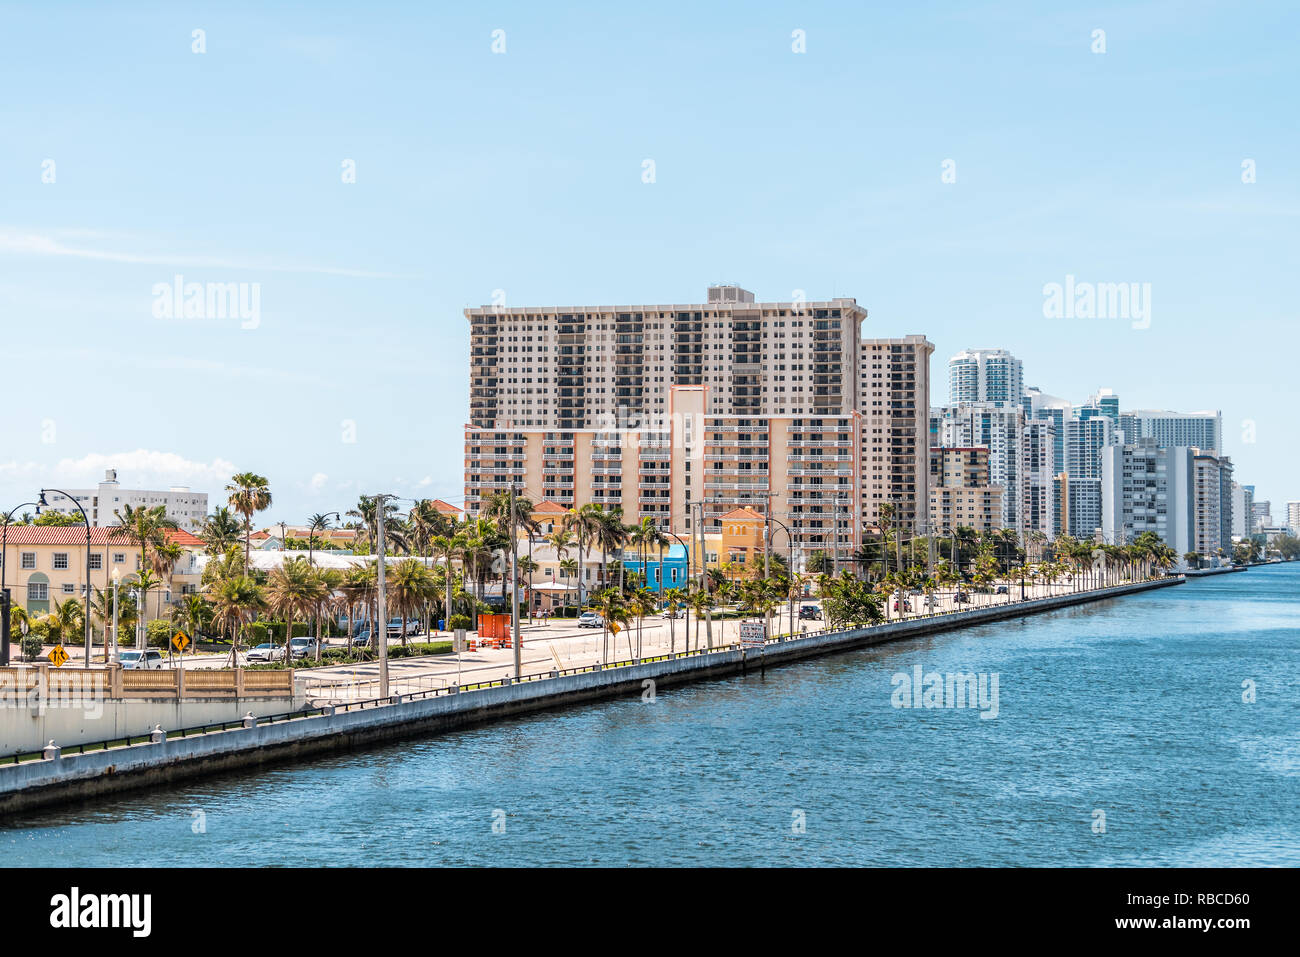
(4, 564, 1298, 866)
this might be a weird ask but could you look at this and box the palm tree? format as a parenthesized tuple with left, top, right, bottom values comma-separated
(109, 503, 178, 581)
(591, 506, 627, 592)
(662, 585, 686, 653)
(149, 538, 184, 619)
(226, 473, 272, 570)
(173, 593, 210, 661)
(208, 574, 265, 664)
(563, 504, 604, 607)
(388, 559, 435, 646)
(265, 556, 323, 654)
(338, 564, 377, 653)
(199, 506, 243, 556)
(686, 587, 712, 651)
(347, 495, 408, 556)
(627, 586, 656, 659)
(43, 596, 84, 646)
(589, 586, 628, 666)
(431, 532, 467, 632)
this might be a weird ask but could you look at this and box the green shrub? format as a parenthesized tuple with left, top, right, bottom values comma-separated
(388, 641, 453, 659)
(21, 634, 43, 661)
(447, 614, 471, 631)
(146, 619, 173, 649)
(243, 622, 268, 645)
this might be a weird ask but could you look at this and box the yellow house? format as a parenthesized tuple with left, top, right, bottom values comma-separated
(0, 526, 206, 618)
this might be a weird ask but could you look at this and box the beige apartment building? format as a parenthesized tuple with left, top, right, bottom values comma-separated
(465, 286, 932, 565)
(929, 447, 1004, 534)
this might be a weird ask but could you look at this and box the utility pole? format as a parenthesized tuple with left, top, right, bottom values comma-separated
(375, 494, 390, 699)
(509, 481, 521, 679)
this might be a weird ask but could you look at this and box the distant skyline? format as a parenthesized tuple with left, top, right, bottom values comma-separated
(2, 1, 1296, 523)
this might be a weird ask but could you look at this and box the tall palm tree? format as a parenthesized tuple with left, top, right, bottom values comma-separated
(149, 538, 184, 619)
(226, 472, 272, 570)
(591, 506, 627, 592)
(338, 564, 377, 653)
(109, 503, 178, 582)
(208, 574, 265, 664)
(563, 504, 604, 607)
(346, 494, 408, 556)
(199, 506, 242, 556)
(431, 532, 468, 632)
(388, 559, 435, 647)
(589, 586, 628, 666)
(265, 556, 323, 653)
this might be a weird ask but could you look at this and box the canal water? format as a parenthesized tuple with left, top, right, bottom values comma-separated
(4, 564, 1297, 866)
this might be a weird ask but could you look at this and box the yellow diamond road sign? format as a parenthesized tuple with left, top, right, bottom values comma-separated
(172, 632, 189, 653)
(48, 645, 68, 668)
(609, 622, 621, 635)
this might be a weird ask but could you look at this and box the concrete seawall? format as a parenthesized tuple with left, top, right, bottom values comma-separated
(0, 577, 1183, 815)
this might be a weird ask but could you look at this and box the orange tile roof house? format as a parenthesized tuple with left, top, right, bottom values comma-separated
(1, 526, 205, 616)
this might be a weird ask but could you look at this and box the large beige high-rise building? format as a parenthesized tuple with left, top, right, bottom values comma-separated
(464, 286, 931, 565)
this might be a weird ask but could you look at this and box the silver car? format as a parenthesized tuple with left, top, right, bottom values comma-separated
(119, 650, 165, 670)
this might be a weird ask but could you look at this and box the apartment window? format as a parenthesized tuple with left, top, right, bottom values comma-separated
(89, 554, 103, 570)
(21, 552, 35, 570)
(113, 553, 126, 564)
(27, 582, 48, 601)
(53, 552, 69, 570)
(62, 583, 75, 594)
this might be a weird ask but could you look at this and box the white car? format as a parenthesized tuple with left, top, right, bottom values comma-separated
(119, 650, 165, 670)
(245, 643, 286, 663)
(577, 612, 604, 628)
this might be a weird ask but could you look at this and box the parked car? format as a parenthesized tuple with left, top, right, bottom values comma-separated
(246, 643, 285, 663)
(954, 592, 971, 604)
(922, 594, 938, 610)
(288, 636, 319, 659)
(661, 608, 682, 619)
(119, 649, 165, 670)
(799, 605, 823, 620)
(893, 598, 912, 612)
(994, 584, 1009, 595)
(352, 630, 372, 648)
(386, 617, 420, 637)
(577, 612, 604, 628)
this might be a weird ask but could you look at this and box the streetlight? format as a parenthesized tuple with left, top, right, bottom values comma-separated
(309, 512, 339, 567)
(663, 531, 692, 654)
(39, 489, 93, 668)
(768, 515, 796, 639)
(110, 566, 120, 665)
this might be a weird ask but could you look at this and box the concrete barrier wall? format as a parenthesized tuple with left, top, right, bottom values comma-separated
(0, 695, 302, 756)
(0, 577, 1181, 814)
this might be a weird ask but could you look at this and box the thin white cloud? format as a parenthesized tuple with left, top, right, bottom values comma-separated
(0, 227, 416, 280)
(0, 450, 239, 495)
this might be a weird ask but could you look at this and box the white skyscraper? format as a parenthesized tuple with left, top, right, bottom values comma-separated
(948, 348, 1024, 407)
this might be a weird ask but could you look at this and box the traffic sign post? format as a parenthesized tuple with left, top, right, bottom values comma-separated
(171, 631, 189, 654)
(48, 644, 69, 668)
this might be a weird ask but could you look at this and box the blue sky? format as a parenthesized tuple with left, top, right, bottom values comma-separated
(1, 0, 1296, 523)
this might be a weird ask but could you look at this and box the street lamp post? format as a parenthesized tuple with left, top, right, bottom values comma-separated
(39, 490, 93, 667)
(768, 516, 796, 639)
(110, 567, 120, 665)
(309, 512, 339, 567)
(664, 531, 691, 654)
